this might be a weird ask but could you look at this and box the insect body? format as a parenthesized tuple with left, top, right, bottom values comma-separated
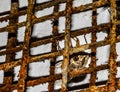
(69, 52, 95, 71)
(69, 54, 89, 71)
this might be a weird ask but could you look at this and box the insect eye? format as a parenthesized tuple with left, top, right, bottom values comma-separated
(73, 56, 79, 61)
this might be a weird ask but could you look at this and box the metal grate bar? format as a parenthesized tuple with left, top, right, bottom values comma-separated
(0, 0, 119, 91)
(18, 0, 34, 91)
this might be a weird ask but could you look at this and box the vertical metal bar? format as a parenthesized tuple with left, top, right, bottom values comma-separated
(116, 0, 120, 36)
(61, 0, 72, 91)
(18, 0, 34, 92)
(48, 1, 59, 91)
(107, 0, 117, 92)
(89, 0, 97, 86)
(3, 0, 19, 91)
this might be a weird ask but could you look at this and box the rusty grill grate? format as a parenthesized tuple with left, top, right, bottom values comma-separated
(0, 0, 120, 92)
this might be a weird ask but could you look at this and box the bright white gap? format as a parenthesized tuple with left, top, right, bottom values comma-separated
(97, 7, 110, 25)
(0, 20, 9, 28)
(71, 10, 92, 30)
(18, 15, 27, 23)
(19, 0, 28, 8)
(72, 0, 92, 8)
(96, 69, 108, 82)
(27, 83, 48, 92)
(96, 45, 110, 65)
(32, 20, 52, 38)
(58, 17, 65, 33)
(36, 0, 51, 4)
(54, 80, 62, 90)
(0, 55, 6, 63)
(0, 0, 11, 13)
(35, 6, 54, 18)
(17, 26, 25, 42)
(30, 43, 51, 55)
(96, 31, 108, 42)
(116, 42, 120, 61)
(13, 89, 18, 92)
(59, 3, 66, 12)
(28, 60, 50, 77)
(15, 50, 23, 59)
(14, 66, 21, 81)
(0, 32, 8, 47)
(0, 70, 4, 84)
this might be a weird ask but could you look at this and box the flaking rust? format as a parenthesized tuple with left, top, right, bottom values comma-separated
(61, 0, 72, 91)
(0, 0, 119, 92)
(48, 1, 59, 91)
(107, 0, 117, 92)
(89, 0, 97, 86)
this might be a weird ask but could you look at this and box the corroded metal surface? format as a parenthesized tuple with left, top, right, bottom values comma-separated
(89, 0, 97, 87)
(0, 0, 119, 92)
(61, 0, 72, 91)
(18, 0, 34, 91)
(107, 0, 117, 92)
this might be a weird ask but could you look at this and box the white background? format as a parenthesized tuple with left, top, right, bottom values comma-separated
(0, 0, 120, 92)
